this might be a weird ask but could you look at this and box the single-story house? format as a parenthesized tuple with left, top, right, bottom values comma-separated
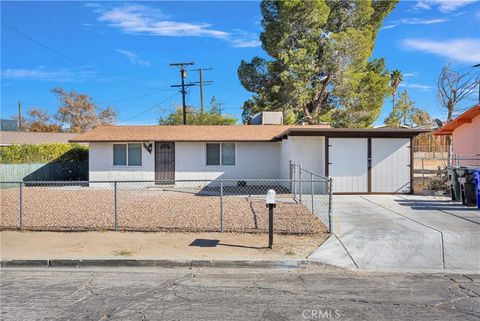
(434, 104, 480, 166)
(70, 122, 427, 194)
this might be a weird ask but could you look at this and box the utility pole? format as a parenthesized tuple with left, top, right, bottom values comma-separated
(191, 67, 212, 113)
(217, 102, 225, 115)
(17, 100, 22, 129)
(170, 62, 195, 125)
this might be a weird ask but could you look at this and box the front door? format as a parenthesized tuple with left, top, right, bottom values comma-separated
(155, 142, 175, 183)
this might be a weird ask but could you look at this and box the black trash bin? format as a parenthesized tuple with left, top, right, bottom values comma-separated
(447, 167, 461, 201)
(457, 168, 477, 206)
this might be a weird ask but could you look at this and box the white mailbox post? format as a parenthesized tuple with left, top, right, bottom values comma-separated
(266, 189, 276, 248)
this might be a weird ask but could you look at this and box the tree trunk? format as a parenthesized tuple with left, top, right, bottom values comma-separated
(447, 102, 454, 122)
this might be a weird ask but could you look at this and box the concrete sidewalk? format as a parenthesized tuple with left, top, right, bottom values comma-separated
(0, 231, 328, 262)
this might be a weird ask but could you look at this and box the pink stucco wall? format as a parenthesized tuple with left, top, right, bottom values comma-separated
(452, 114, 480, 166)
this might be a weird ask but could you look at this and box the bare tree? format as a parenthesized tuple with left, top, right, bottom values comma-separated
(52, 87, 117, 133)
(437, 64, 479, 122)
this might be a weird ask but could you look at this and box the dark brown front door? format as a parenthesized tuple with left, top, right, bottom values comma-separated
(155, 142, 175, 183)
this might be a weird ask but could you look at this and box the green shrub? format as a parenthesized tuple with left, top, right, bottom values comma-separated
(0, 143, 88, 164)
(427, 167, 449, 192)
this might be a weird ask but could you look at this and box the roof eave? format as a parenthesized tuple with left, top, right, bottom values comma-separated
(274, 128, 430, 140)
(434, 106, 480, 136)
(69, 139, 276, 143)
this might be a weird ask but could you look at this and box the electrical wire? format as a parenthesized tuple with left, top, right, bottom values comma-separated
(1, 21, 166, 92)
(19, 89, 178, 108)
(117, 92, 178, 123)
(97, 89, 177, 104)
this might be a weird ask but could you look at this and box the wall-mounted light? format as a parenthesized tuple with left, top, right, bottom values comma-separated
(143, 142, 153, 154)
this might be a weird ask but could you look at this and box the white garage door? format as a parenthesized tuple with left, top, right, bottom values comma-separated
(329, 138, 368, 193)
(371, 138, 411, 193)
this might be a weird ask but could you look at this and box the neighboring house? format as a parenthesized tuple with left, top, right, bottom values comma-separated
(0, 131, 88, 182)
(434, 104, 480, 166)
(0, 119, 18, 132)
(0, 131, 80, 146)
(70, 123, 427, 194)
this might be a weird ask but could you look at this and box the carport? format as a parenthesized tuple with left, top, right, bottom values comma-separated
(276, 128, 428, 194)
(309, 195, 480, 271)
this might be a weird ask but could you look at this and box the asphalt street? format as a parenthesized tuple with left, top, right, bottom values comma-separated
(1, 267, 479, 321)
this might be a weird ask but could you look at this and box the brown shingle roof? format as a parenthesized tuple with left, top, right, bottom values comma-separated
(69, 125, 331, 142)
(0, 131, 81, 146)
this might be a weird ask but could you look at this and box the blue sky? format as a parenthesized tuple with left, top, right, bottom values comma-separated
(1, 0, 480, 126)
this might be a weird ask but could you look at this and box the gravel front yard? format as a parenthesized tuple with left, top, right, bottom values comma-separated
(0, 186, 327, 234)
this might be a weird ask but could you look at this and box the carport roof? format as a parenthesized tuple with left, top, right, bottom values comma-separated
(273, 127, 430, 140)
(69, 125, 429, 143)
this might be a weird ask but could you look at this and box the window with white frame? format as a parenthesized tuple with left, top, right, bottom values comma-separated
(113, 143, 142, 166)
(206, 143, 235, 166)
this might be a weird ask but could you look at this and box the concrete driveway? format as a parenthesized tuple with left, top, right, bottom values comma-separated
(310, 195, 480, 272)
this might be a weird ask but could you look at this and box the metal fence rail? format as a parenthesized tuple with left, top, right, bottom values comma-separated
(451, 154, 480, 168)
(0, 177, 332, 234)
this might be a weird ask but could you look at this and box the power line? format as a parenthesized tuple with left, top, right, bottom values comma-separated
(1, 21, 165, 92)
(97, 90, 177, 104)
(19, 89, 177, 108)
(117, 92, 178, 124)
(212, 82, 246, 98)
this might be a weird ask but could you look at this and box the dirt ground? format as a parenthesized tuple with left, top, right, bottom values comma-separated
(0, 231, 328, 260)
(413, 158, 448, 194)
(0, 186, 327, 234)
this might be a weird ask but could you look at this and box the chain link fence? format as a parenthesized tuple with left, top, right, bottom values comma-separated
(413, 153, 480, 194)
(290, 161, 332, 232)
(1, 175, 332, 234)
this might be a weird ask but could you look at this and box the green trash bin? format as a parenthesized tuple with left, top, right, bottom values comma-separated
(457, 168, 477, 206)
(447, 167, 461, 201)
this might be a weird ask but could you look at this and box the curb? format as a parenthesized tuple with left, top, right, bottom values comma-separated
(0, 259, 329, 269)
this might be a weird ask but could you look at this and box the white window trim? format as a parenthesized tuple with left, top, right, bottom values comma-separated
(205, 142, 236, 167)
(112, 143, 143, 167)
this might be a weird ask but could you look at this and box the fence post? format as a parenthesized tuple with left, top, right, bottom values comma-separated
(220, 180, 224, 232)
(289, 160, 293, 194)
(19, 182, 23, 230)
(291, 162, 296, 198)
(311, 173, 314, 213)
(299, 164, 302, 203)
(421, 158, 425, 185)
(328, 177, 333, 233)
(114, 181, 118, 231)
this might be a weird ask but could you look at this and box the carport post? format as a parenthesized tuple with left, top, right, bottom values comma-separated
(114, 181, 118, 231)
(220, 180, 224, 232)
(19, 182, 23, 230)
(328, 177, 333, 233)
